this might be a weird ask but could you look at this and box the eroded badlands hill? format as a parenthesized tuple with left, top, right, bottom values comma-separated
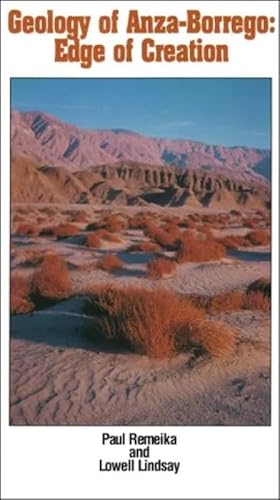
(12, 160, 270, 210)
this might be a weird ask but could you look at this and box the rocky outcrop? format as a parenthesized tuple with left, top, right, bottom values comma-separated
(12, 159, 270, 210)
(87, 163, 266, 195)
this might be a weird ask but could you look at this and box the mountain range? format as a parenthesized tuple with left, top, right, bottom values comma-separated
(11, 111, 271, 209)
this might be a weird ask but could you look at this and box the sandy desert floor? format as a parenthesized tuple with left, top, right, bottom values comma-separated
(10, 205, 271, 425)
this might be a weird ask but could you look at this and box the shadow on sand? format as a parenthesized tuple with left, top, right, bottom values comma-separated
(10, 297, 131, 355)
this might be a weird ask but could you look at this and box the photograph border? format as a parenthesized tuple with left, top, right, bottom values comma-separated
(9, 75, 273, 428)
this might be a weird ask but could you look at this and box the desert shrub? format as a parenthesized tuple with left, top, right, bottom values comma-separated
(128, 241, 161, 252)
(40, 225, 64, 237)
(128, 215, 146, 230)
(177, 233, 225, 262)
(242, 219, 257, 229)
(11, 273, 34, 314)
(103, 231, 122, 243)
(198, 225, 214, 238)
(85, 287, 236, 358)
(86, 233, 102, 248)
(177, 218, 196, 229)
(189, 288, 271, 313)
(160, 222, 180, 238)
(247, 278, 271, 298)
(87, 230, 121, 247)
(17, 249, 45, 267)
(103, 215, 126, 233)
(86, 221, 101, 231)
(31, 254, 73, 302)
(189, 291, 243, 313)
(221, 235, 250, 250)
(246, 230, 270, 246)
(243, 291, 271, 312)
(87, 216, 126, 233)
(208, 291, 244, 313)
(189, 320, 236, 357)
(147, 257, 176, 278)
(162, 215, 180, 225)
(144, 222, 179, 250)
(143, 221, 160, 238)
(71, 211, 88, 223)
(97, 254, 124, 272)
(15, 224, 39, 236)
(155, 230, 179, 249)
(53, 224, 80, 239)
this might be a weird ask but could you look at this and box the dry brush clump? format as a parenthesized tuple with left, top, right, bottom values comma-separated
(189, 320, 236, 357)
(11, 273, 34, 314)
(16, 249, 45, 267)
(85, 287, 237, 359)
(189, 284, 271, 314)
(103, 215, 127, 233)
(53, 223, 80, 239)
(243, 291, 270, 312)
(128, 215, 146, 230)
(144, 222, 179, 250)
(86, 230, 121, 248)
(71, 211, 88, 223)
(246, 229, 270, 246)
(15, 223, 40, 237)
(176, 233, 225, 263)
(31, 254, 73, 302)
(97, 254, 124, 272)
(86, 232, 102, 248)
(147, 257, 176, 279)
(247, 278, 271, 298)
(221, 235, 250, 250)
(128, 241, 161, 253)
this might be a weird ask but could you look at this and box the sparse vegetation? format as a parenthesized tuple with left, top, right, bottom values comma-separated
(189, 288, 271, 313)
(147, 257, 176, 278)
(16, 249, 45, 267)
(246, 229, 270, 246)
(53, 223, 80, 239)
(71, 211, 88, 223)
(129, 241, 161, 252)
(244, 291, 271, 312)
(97, 254, 124, 272)
(103, 215, 126, 233)
(86, 233, 102, 248)
(247, 278, 271, 298)
(144, 222, 179, 250)
(221, 235, 250, 250)
(11, 273, 34, 314)
(85, 287, 236, 358)
(15, 223, 39, 236)
(31, 254, 73, 302)
(189, 320, 236, 357)
(177, 233, 225, 262)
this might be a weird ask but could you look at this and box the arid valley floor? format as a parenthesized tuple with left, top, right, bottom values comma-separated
(10, 204, 271, 425)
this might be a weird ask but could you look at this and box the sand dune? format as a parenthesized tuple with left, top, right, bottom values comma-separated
(10, 301, 270, 425)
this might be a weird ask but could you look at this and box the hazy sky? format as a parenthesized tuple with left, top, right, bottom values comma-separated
(11, 78, 270, 149)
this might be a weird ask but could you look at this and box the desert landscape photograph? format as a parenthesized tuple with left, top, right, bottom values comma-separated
(10, 78, 271, 426)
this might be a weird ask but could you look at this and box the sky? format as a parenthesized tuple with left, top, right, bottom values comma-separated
(11, 78, 270, 149)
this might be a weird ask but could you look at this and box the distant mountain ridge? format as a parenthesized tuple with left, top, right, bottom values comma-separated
(11, 111, 271, 182)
